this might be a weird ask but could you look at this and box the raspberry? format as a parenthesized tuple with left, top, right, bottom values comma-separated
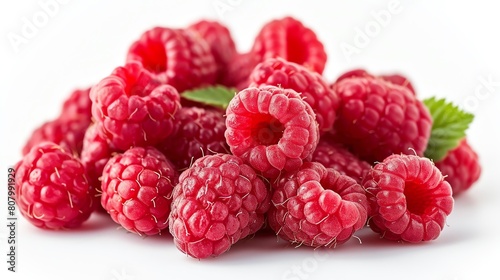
(126, 27, 216, 92)
(363, 154, 454, 243)
(156, 107, 228, 170)
(14, 142, 94, 229)
(100, 146, 178, 236)
(379, 74, 416, 95)
(222, 52, 261, 90)
(225, 86, 319, 179)
(22, 88, 92, 156)
(335, 69, 372, 82)
(22, 117, 89, 157)
(60, 87, 92, 120)
(80, 124, 115, 209)
(311, 139, 371, 184)
(435, 139, 481, 196)
(268, 162, 368, 247)
(331, 76, 432, 164)
(222, 17, 327, 90)
(335, 69, 416, 95)
(249, 58, 340, 133)
(251, 17, 327, 74)
(169, 154, 270, 258)
(90, 62, 180, 151)
(188, 20, 237, 84)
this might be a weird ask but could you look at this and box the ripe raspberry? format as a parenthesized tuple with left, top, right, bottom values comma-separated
(251, 17, 327, 74)
(14, 142, 94, 229)
(222, 17, 327, 90)
(60, 87, 92, 120)
(435, 139, 481, 196)
(188, 20, 237, 84)
(335, 69, 416, 95)
(249, 58, 339, 133)
(222, 52, 261, 90)
(80, 124, 115, 209)
(156, 107, 228, 170)
(268, 162, 368, 247)
(90, 62, 180, 150)
(331, 76, 432, 164)
(363, 154, 454, 243)
(225, 86, 319, 179)
(22, 117, 89, 157)
(312, 139, 371, 184)
(22, 88, 92, 157)
(126, 27, 216, 92)
(379, 74, 416, 95)
(335, 69, 372, 82)
(100, 146, 178, 236)
(169, 154, 270, 258)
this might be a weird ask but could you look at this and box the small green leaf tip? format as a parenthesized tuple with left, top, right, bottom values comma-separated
(423, 97, 474, 161)
(181, 85, 236, 110)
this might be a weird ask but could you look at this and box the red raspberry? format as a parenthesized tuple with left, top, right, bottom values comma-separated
(80, 124, 115, 209)
(335, 69, 372, 82)
(126, 27, 216, 92)
(252, 17, 327, 75)
(379, 74, 416, 95)
(225, 86, 319, 179)
(156, 107, 228, 170)
(435, 139, 481, 196)
(223, 17, 327, 90)
(90, 62, 180, 151)
(268, 162, 368, 247)
(169, 154, 270, 258)
(60, 87, 92, 120)
(22, 88, 92, 156)
(335, 69, 416, 95)
(249, 58, 340, 134)
(22, 117, 89, 157)
(363, 154, 454, 243)
(222, 52, 261, 90)
(14, 142, 94, 229)
(188, 20, 237, 84)
(331, 76, 432, 164)
(312, 139, 371, 184)
(100, 146, 178, 236)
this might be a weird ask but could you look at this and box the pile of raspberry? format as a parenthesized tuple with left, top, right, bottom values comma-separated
(13, 17, 481, 259)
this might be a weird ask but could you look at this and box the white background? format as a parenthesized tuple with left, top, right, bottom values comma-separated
(1, 1, 499, 279)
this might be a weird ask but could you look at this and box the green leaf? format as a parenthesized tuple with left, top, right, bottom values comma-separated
(181, 85, 236, 110)
(423, 97, 474, 161)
